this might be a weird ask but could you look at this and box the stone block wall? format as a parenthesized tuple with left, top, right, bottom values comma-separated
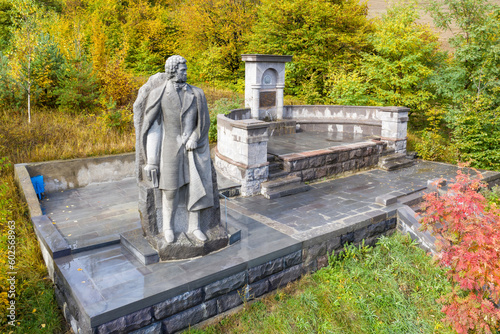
(90, 215, 398, 333)
(92, 250, 303, 334)
(280, 141, 386, 182)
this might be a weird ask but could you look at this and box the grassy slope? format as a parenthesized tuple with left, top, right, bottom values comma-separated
(189, 234, 453, 334)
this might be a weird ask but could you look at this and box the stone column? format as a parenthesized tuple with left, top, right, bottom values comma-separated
(276, 84, 285, 120)
(241, 54, 292, 120)
(379, 107, 410, 154)
(251, 84, 261, 119)
(215, 116, 270, 196)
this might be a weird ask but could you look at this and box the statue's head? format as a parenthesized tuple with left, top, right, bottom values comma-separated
(165, 55, 187, 82)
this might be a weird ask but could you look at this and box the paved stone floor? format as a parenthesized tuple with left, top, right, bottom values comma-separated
(41, 159, 500, 329)
(268, 131, 374, 156)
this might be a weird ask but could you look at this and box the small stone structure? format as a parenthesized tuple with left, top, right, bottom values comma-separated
(215, 54, 409, 196)
(242, 54, 292, 120)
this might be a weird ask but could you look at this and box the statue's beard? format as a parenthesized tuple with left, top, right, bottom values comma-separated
(174, 74, 187, 83)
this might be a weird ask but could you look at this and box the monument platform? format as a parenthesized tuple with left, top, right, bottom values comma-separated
(16, 157, 500, 333)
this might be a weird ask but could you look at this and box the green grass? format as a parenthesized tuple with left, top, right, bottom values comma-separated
(188, 234, 453, 334)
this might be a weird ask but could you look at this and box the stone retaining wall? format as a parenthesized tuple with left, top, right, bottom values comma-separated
(280, 141, 386, 182)
(90, 217, 398, 334)
(21, 153, 135, 193)
(216, 105, 408, 196)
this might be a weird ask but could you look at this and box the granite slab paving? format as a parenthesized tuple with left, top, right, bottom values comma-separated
(54, 206, 301, 327)
(39, 159, 500, 330)
(268, 131, 375, 156)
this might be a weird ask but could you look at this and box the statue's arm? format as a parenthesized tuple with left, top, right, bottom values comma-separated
(146, 117, 161, 166)
(144, 116, 161, 186)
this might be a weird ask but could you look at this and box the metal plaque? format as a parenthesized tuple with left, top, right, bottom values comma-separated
(259, 91, 276, 108)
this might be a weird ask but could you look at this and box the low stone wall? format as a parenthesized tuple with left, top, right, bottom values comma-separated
(21, 153, 135, 193)
(87, 216, 398, 334)
(283, 105, 409, 153)
(216, 105, 409, 196)
(280, 141, 386, 182)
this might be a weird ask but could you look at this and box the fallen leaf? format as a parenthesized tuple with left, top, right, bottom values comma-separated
(77, 268, 83, 271)
(32, 308, 36, 313)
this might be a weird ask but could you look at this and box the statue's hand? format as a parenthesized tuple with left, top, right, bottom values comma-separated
(186, 139, 197, 151)
(144, 164, 158, 182)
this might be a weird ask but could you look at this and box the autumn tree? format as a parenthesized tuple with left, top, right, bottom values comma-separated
(327, 3, 443, 116)
(428, 0, 500, 169)
(9, 0, 43, 122)
(176, 0, 258, 87)
(247, 0, 372, 103)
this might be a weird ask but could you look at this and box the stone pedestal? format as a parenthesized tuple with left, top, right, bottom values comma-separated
(215, 115, 270, 196)
(138, 162, 228, 261)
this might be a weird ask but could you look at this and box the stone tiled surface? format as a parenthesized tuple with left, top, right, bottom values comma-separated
(267, 131, 374, 156)
(42, 178, 140, 252)
(38, 159, 500, 333)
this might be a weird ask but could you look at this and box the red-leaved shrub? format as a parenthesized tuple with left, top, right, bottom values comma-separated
(420, 169, 500, 333)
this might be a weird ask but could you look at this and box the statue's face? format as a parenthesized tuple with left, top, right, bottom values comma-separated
(175, 63, 187, 83)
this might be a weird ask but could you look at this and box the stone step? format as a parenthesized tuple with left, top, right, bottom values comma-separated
(269, 161, 284, 173)
(261, 176, 311, 199)
(381, 147, 396, 156)
(268, 170, 289, 180)
(381, 152, 406, 162)
(378, 153, 415, 171)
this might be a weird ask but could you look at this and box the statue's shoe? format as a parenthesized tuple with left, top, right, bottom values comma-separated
(164, 229, 175, 243)
(192, 229, 207, 242)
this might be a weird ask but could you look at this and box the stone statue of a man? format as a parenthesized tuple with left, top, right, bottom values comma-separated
(139, 55, 214, 244)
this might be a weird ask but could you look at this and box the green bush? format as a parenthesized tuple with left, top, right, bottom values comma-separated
(55, 57, 100, 113)
(208, 96, 244, 142)
(451, 97, 500, 170)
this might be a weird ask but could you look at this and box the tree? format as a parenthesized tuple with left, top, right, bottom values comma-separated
(429, 0, 500, 107)
(428, 0, 500, 169)
(247, 0, 372, 103)
(123, 0, 178, 75)
(55, 55, 100, 113)
(175, 0, 258, 87)
(327, 2, 443, 116)
(9, 0, 46, 123)
(0, 0, 14, 51)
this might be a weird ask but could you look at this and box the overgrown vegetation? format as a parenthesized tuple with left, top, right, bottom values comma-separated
(1, 0, 499, 168)
(189, 233, 453, 334)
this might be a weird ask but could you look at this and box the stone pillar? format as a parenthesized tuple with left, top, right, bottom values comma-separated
(379, 107, 410, 154)
(242, 54, 292, 120)
(215, 116, 270, 196)
(276, 84, 285, 120)
(251, 85, 261, 119)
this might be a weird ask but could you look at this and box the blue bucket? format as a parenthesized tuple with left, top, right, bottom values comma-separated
(31, 175, 45, 200)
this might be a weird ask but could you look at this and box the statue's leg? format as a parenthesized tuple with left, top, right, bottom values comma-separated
(188, 210, 207, 241)
(162, 190, 178, 243)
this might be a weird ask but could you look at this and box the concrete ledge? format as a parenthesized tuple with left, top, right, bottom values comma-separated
(14, 164, 43, 217)
(121, 229, 159, 265)
(32, 215, 71, 259)
(22, 153, 135, 193)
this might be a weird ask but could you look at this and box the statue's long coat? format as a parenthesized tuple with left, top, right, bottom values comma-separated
(140, 79, 214, 212)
